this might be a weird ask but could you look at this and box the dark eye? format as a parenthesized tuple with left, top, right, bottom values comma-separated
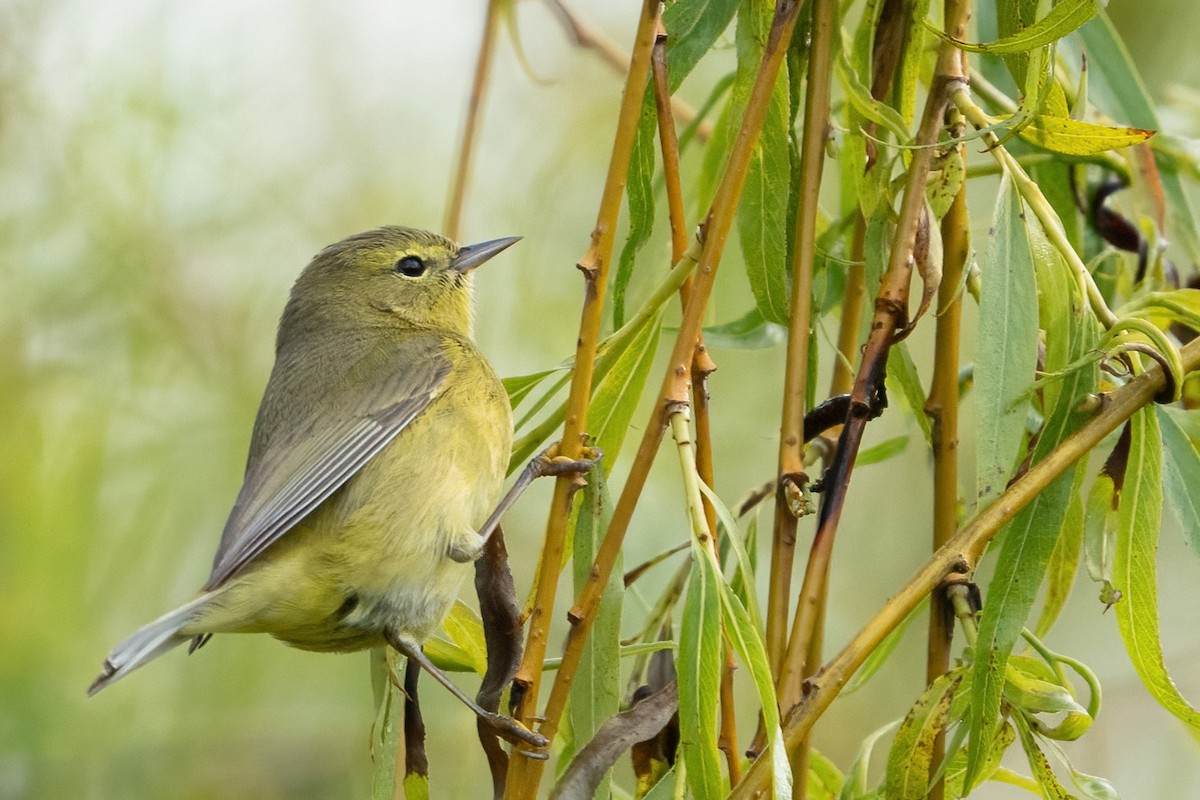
(395, 256, 426, 277)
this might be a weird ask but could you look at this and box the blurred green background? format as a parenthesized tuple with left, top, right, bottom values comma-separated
(3, 1, 1199, 798)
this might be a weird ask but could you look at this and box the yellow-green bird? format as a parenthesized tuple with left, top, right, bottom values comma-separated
(90, 226, 542, 745)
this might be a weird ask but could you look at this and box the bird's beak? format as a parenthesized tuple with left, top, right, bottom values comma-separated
(451, 236, 522, 273)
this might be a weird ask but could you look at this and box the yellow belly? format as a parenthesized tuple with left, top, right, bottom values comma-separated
(185, 365, 512, 653)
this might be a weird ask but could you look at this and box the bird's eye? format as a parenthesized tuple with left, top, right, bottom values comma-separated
(395, 256, 426, 277)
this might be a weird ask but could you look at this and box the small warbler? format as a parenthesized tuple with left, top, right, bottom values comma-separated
(90, 226, 542, 744)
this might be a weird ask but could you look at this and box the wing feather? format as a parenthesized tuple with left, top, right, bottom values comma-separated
(204, 334, 452, 589)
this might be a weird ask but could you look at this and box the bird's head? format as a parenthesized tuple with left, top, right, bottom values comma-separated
(283, 226, 519, 338)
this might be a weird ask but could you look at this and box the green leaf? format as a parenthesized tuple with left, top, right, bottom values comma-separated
(587, 311, 662, 473)
(886, 342, 933, 445)
(642, 764, 682, 800)
(1012, 714, 1074, 800)
(966, 264, 1098, 787)
(712, 550, 792, 799)
(932, 0, 1100, 54)
(1015, 115, 1154, 156)
(504, 368, 566, 408)
(1114, 408, 1200, 730)
(1035, 467, 1085, 637)
(884, 671, 963, 800)
(843, 597, 928, 696)
(700, 482, 763, 627)
(570, 466, 623, 798)
(370, 648, 399, 800)
(701, 306, 787, 349)
(809, 749, 845, 800)
(614, 100, 658, 330)
(734, 0, 792, 325)
(1157, 406, 1200, 558)
(856, 434, 909, 467)
(839, 720, 899, 800)
(438, 600, 487, 674)
(663, 0, 740, 89)
(974, 173, 1039, 508)
(679, 551, 724, 800)
(943, 721, 1015, 799)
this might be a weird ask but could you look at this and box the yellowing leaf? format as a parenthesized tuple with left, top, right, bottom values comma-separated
(1017, 114, 1154, 156)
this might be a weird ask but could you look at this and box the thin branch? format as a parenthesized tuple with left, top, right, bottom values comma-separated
(650, 19, 736, 779)
(730, 334, 1200, 800)
(505, 4, 663, 796)
(774, 0, 970, 716)
(770, 0, 836, 716)
(523, 5, 806, 791)
(444, 0, 502, 239)
(922, 12, 970, 800)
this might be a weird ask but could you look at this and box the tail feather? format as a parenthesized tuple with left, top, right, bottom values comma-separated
(88, 594, 212, 696)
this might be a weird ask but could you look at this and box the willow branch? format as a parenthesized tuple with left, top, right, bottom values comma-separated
(769, 0, 836, 723)
(650, 19, 736, 779)
(921, 12, 970, 800)
(444, 0, 502, 239)
(519, 5, 805, 793)
(730, 335, 1200, 800)
(506, 5, 662, 793)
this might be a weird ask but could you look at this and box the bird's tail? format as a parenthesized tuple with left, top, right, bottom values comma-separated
(88, 594, 212, 696)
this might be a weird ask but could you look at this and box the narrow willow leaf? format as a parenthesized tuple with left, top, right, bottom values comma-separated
(663, 0, 740, 87)
(843, 597, 928, 695)
(699, 481, 762, 627)
(1035, 467, 1085, 637)
(974, 173, 1038, 508)
(734, 0, 792, 324)
(933, 0, 1099, 54)
(713, 555, 792, 800)
(889, 0, 929, 125)
(504, 368, 566, 408)
(1015, 115, 1154, 156)
(642, 764, 681, 800)
(701, 306, 787, 349)
(839, 720, 899, 800)
(809, 749, 845, 800)
(1156, 406, 1200, 558)
(370, 648, 399, 800)
(614, 103, 658, 329)
(943, 721, 1015, 799)
(1077, 13, 1200, 261)
(1114, 408, 1200, 730)
(1012, 715, 1073, 800)
(966, 259, 1098, 786)
(587, 311, 662, 473)
(884, 671, 963, 800)
(571, 466, 623, 799)
(856, 435, 909, 467)
(679, 551, 724, 800)
(835, 48, 911, 142)
(1039, 737, 1121, 800)
(439, 600, 488, 674)
(1082, 458, 1118, 589)
(886, 342, 933, 445)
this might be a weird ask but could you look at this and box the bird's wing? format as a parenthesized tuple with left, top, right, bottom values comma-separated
(203, 332, 453, 590)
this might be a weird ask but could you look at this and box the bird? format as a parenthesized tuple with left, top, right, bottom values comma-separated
(89, 225, 544, 746)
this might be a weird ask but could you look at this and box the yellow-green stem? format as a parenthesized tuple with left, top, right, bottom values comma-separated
(506, 5, 662, 796)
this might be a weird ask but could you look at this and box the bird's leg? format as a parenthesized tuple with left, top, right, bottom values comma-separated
(446, 444, 601, 564)
(384, 631, 549, 750)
